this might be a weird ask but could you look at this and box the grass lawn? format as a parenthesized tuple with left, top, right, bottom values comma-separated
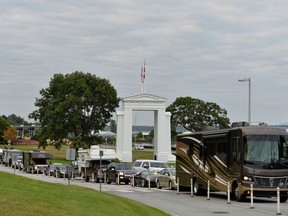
(0, 172, 170, 216)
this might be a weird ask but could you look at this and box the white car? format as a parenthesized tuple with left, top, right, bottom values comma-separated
(134, 144, 144, 150)
(133, 159, 169, 174)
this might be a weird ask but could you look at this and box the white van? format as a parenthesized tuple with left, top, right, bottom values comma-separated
(133, 159, 169, 174)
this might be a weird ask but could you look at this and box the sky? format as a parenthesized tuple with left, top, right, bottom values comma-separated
(1, 0, 288, 126)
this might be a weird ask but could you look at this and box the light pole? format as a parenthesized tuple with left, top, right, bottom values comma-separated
(238, 78, 251, 124)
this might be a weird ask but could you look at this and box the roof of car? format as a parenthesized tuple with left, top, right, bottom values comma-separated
(134, 160, 165, 163)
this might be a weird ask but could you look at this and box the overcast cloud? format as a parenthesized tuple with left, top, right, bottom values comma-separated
(1, 0, 288, 126)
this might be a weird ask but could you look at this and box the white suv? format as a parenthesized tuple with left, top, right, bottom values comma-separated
(134, 144, 144, 150)
(133, 159, 169, 174)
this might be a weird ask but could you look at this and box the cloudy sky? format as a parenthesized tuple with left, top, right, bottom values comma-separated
(1, 0, 288, 126)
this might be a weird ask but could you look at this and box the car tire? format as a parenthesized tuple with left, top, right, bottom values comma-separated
(157, 180, 162, 189)
(106, 177, 111, 184)
(141, 179, 146, 187)
(95, 177, 99, 183)
(168, 181, 173, 190)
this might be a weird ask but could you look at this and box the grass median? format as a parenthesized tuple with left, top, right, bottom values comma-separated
(0, 172, 170, 216)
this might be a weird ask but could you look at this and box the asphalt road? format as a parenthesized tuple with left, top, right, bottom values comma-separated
(1, 165, 288, 216)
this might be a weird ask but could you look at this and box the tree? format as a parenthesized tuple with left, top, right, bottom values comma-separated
(1, 114, 29, 125)
(166, 97, 230, 132)
(29, 71, 120, 149)
(2, 127, 17, 142)
(0, 116, 10, 143)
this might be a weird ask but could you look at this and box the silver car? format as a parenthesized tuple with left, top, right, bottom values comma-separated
(156, 168, 177, 190)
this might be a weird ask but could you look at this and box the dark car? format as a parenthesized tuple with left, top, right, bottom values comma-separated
(132, 170, 158, 187)
(106, 162, 136, 185)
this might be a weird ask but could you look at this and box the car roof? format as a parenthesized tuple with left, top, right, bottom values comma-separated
(134, 160, 165, 163)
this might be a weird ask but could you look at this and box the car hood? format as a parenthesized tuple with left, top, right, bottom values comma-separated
(118, 170, 136, 175)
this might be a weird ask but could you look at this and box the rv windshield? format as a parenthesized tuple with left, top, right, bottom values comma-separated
(244, 135, 288, 164)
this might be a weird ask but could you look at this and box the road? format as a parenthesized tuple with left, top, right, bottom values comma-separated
(1, 165, 288, 216)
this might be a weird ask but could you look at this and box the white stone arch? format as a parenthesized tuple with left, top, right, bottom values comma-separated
(116, 93, 175, 162)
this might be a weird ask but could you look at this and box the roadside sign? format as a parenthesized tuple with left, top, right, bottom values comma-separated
(66, 149, 76, 161)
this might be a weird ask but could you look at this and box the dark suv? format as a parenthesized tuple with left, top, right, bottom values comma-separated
(106, 162, 136, 185)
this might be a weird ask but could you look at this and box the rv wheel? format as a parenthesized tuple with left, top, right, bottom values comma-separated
(232, 183, 246, 202)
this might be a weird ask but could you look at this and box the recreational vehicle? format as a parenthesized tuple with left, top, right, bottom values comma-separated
(176, 124, 288, 202)
(78, 145, 117, 182)
(23, 150, 51, 173)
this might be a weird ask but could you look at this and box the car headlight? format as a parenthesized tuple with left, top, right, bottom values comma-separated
(119, 172, 124, 176)
(243, 176, 253, 182)
(153, 170, 159, 174)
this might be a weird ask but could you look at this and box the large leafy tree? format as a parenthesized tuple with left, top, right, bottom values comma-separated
(29, 71, 119, 149)
(166, 97, 230, 132)
(0, 116, 10, 143)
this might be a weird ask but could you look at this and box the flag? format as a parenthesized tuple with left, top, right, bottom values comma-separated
(141, 60, 146, 83)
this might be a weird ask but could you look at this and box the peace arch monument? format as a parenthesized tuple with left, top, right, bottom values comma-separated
(116, 93, 175, 162)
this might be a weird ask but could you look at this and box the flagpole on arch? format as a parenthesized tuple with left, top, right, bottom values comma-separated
(140, 59, 146, 93)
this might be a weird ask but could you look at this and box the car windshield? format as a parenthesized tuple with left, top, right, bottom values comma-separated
(133, 161, 142, 167)
(58, 164, 67, 169)
(51, 163, 62, 167)
(244, 135, 288, 164)
(91, 160, 111, 168)
(13, 152, 22, 156)
(150, 162, 169, 168)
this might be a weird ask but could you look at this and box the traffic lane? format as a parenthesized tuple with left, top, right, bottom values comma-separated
(110, 187, 283, 216)
(111, 189, 231, 216)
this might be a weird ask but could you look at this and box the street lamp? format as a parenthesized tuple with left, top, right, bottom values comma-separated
(238, 78, 251, 125)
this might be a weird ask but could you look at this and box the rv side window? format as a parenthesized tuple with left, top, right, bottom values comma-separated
(216, 142, 227, 163)
(231, 137, 240, 162)
(206, 141, 227, 163)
